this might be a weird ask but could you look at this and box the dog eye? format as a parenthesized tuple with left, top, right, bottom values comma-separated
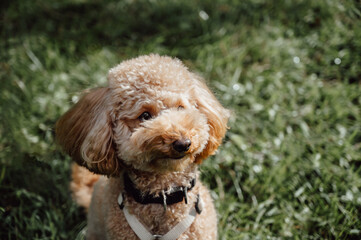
(177, 106, 184, 110)
(138, 111, 152, 121)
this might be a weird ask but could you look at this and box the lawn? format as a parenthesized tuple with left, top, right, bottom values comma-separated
(1, 0, 361, 239)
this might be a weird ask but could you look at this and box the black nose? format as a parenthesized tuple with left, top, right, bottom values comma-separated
(172, 138, 191, 153)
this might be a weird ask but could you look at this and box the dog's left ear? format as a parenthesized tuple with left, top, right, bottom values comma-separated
(191, 76, 230, 163)
(55, 88, 119, 176)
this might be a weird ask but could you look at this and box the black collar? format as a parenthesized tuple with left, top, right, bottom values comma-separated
(123, 172, 196, 206)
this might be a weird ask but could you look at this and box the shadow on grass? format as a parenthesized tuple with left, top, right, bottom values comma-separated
(2, 0, 338, 58)
(2, 0, 215, 56)
(0, 151, 86, 239)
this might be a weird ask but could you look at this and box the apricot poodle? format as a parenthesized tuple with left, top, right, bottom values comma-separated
(56, 54, 229, 240)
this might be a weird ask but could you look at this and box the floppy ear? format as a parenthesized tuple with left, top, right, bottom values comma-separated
(55, 87, 119, 176)
(191, 76, 230, 163)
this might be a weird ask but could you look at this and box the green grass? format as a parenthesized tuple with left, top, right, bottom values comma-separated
(1, 0, 361, 239)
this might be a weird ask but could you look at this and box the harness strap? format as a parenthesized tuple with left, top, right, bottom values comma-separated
(123, 207, 155, 240)
(161, 207, 197, 240)
(118, 193, 200, 240)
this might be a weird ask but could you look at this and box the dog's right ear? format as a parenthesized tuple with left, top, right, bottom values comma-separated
(190, 76, 230, 164)
(55, 88, 119, 176)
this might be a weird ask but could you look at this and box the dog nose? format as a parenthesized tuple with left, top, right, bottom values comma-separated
(172, 138, 191, 153)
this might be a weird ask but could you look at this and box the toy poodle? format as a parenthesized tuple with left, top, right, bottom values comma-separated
(56, 54, 229, 240)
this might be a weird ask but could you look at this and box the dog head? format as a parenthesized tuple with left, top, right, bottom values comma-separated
(56, 55, 229, 175)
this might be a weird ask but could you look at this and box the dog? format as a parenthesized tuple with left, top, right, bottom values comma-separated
(56, 54, 229, 240)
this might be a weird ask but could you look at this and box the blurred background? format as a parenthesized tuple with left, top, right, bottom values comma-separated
(1, 0, 361, 239)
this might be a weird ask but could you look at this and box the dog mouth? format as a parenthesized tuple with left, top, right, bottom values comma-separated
(159, 154, 186, 161)
(151, 153, 187, 162)
(169, 155, 186, 160)
(144, 152, 194, 172)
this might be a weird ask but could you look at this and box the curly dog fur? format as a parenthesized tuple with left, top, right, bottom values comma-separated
(56, 54, 229, 239)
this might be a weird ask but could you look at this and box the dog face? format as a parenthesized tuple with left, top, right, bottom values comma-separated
(56, 55, 229, 175)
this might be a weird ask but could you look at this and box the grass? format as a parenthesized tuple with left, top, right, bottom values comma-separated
(1, 0, 361, 239)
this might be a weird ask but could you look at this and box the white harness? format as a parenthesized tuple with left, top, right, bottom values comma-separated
(117, 193, 203, 240)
